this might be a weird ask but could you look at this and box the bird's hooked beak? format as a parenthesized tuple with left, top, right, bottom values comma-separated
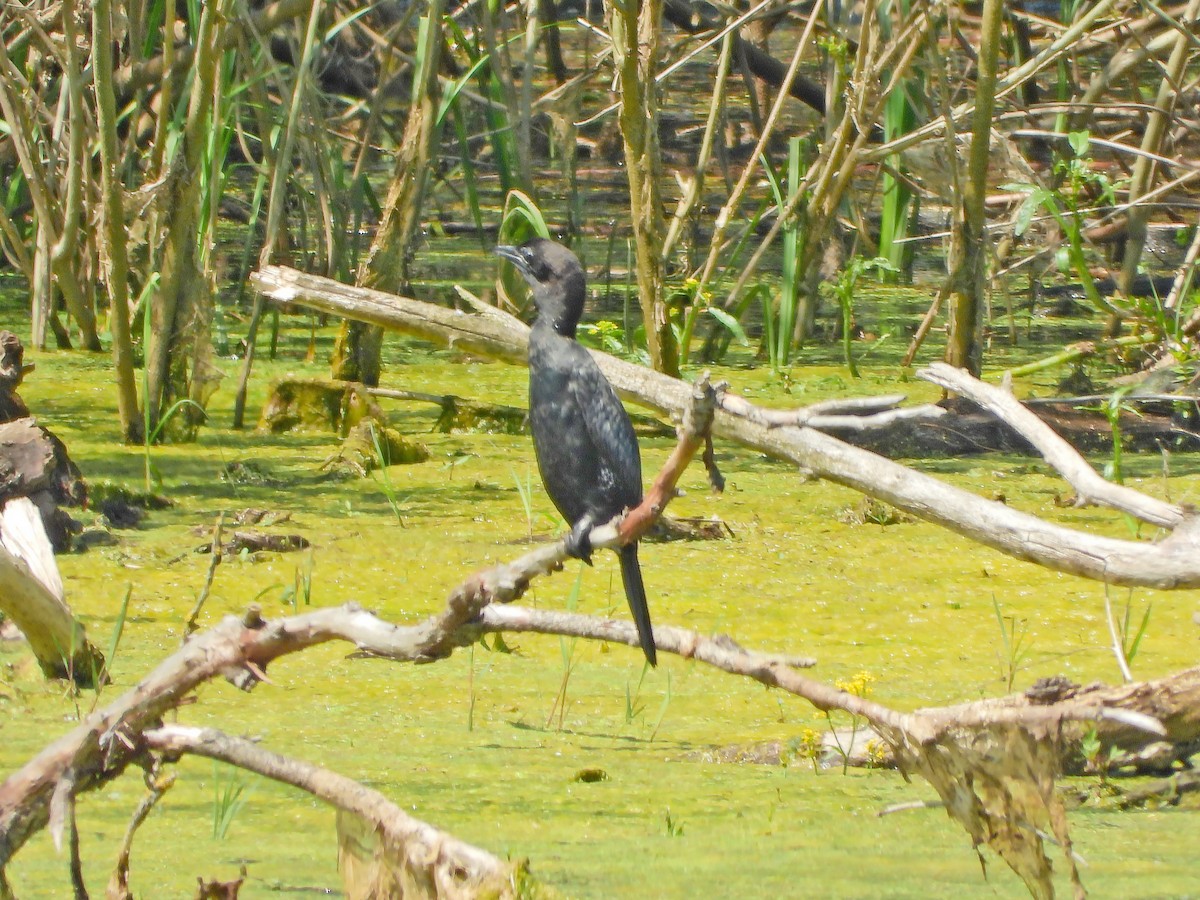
(492, 245, 529, 276)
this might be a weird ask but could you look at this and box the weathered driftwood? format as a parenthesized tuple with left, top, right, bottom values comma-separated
(919, 362, 1183, 528)
(0, 498, 103, 683)
(0, 414, 101, 684)
(250, 265, 1200, 590)
(0, 333, 104, 683)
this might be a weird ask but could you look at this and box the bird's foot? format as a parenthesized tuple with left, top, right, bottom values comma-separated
(564, 520, 594, 565)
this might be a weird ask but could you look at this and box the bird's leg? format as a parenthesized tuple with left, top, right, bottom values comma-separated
(564, 514, 596, 564)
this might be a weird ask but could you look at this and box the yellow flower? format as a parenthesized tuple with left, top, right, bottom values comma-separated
(835, 670, 875, 698)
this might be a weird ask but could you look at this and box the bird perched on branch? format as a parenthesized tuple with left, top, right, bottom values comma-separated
(494, 238, 657, 666)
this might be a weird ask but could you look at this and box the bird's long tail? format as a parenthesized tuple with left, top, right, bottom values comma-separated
(619, 543, 657, 667)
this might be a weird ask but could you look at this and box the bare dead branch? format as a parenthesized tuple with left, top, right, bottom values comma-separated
(184, 513, 224, 638)
(251, 265, 1200, 590)
(477, 605, 1174, 745)
(106, 767, 174, 900)
(0, 604, 411, 868)
(141, 725, 515, 897)
(3, 589, 1189, 897)
(0, 379, 720, 865)
(918, 362, 1186, 528)
(477, 604, 816, 669)
(716, 391, 946, 432)
(47, 767, 84, 899)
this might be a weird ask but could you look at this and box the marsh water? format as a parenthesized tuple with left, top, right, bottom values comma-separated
(1, 259, 1199, 898)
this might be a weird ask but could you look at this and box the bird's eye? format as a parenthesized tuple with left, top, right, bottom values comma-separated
(521, 249, 549, 281)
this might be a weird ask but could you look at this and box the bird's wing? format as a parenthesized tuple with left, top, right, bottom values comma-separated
(568, 353, 643, 504)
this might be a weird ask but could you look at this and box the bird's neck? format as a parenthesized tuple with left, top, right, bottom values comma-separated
(533, 313, 577, 340)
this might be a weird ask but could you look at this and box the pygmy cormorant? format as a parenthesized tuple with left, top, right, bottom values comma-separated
(494, 238, 657, 666)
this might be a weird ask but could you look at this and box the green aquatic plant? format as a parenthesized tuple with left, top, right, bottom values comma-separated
(827, 256, 897, 378)
(578, 320, 628, 357)
(992, 596, 1033, 694)
(1097, 384, 1138, 487)
(1103, 585, 1152, 683)
(647, 667, 672, 742)
(211, 762, 252, 840)
(369, 422, 409, 526)
(511, 465, 536, 542)
(760, 136, 808, 372)
(624, 679, 646, 726)
(786, 727, 824, 774)
(499, 189, 551, 244)
(546, 566, 585, 731)
(875, 0, 919, 281)
(622, 656, 670, 741)
(439, 15, 527, 241)
(281, 553, 315, 614)
(93, 585, 131, 701)
(1079, 725, 1122, 788)
(663, 807, 685, 837)
(441, 450, 477, 482)
(1005, 131, 1120, 321)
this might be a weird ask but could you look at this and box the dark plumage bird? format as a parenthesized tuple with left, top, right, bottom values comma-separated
(494, 238, 657, 666)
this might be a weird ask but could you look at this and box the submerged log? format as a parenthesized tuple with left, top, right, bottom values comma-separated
(196, 530, 311, 556)
(829, 395, 1200, 458)
(322, 420, 430, 475)
(258, 378, 387, 435)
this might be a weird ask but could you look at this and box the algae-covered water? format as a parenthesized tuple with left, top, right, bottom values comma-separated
(2, 317, 1199, 898)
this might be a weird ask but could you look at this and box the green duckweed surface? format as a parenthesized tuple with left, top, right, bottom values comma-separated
(2, 330, 1199, 899)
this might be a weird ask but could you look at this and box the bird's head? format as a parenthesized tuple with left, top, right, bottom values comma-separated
(494, 238, 586, 336)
